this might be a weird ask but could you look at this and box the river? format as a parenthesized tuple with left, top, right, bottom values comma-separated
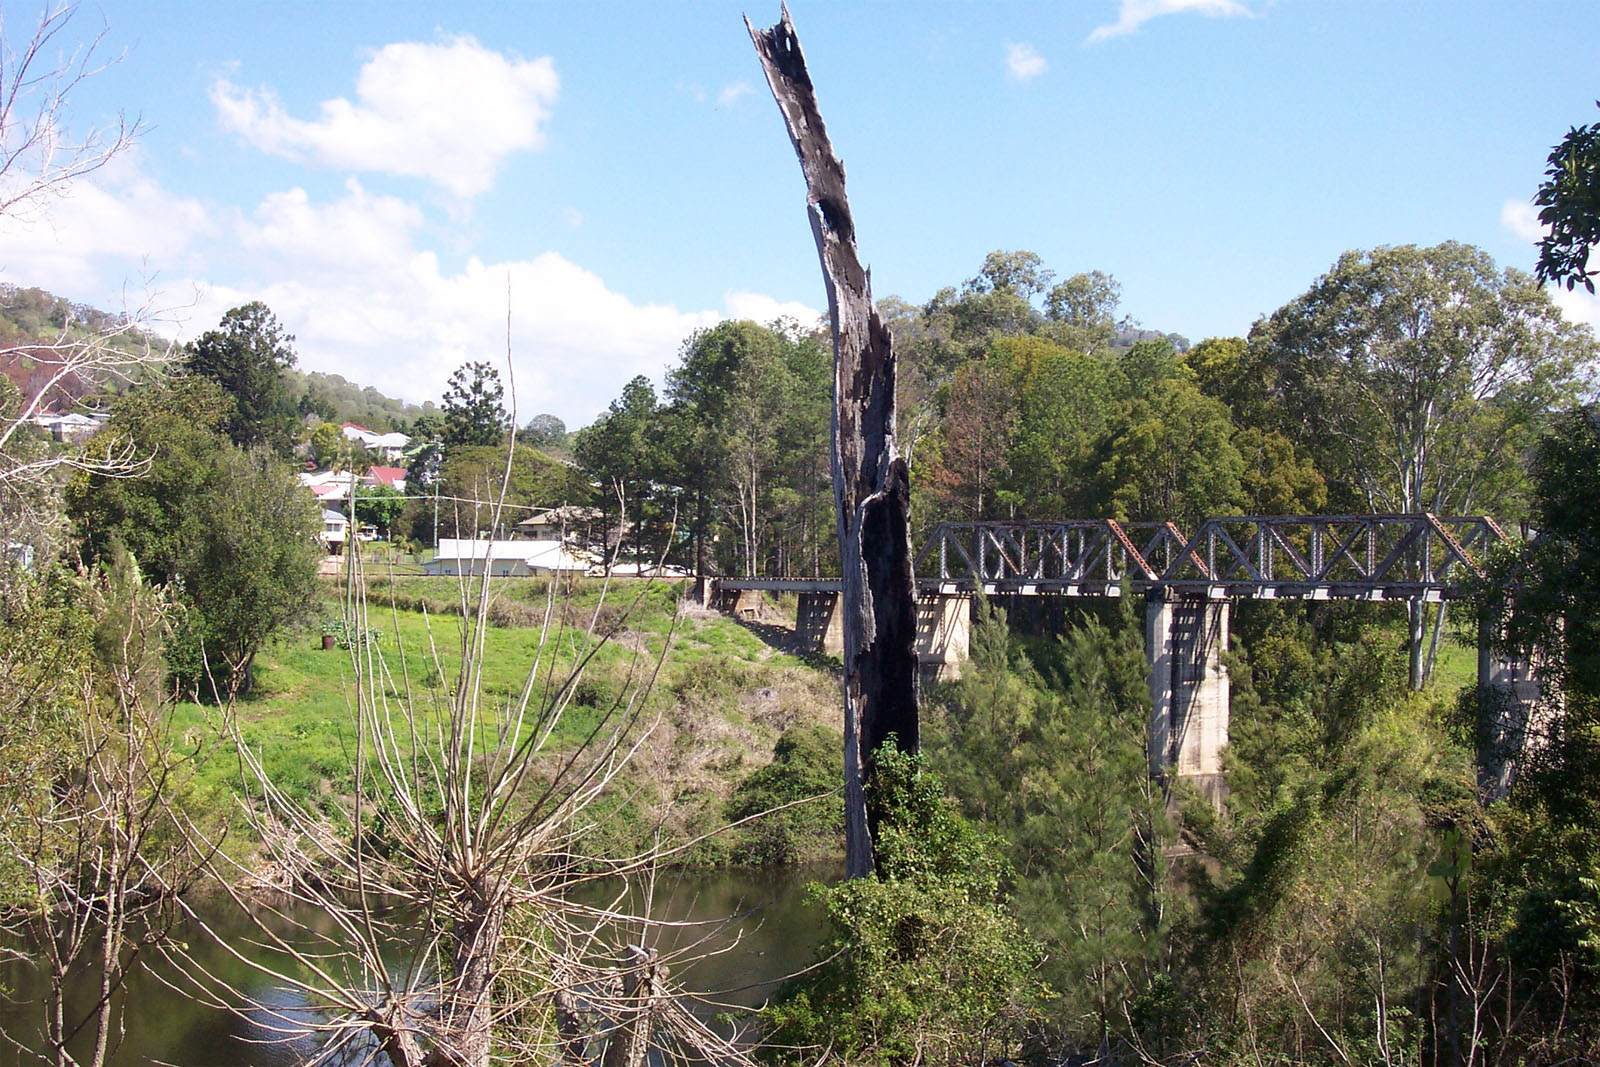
(0, 866, 832, 1066)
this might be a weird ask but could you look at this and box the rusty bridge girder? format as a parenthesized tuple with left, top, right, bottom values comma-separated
(911, 514, 1512, 600)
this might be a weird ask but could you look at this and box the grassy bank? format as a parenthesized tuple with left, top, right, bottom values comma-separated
(175, 575, 845, 868)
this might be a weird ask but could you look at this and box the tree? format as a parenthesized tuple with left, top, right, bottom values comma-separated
(1044, 269, 1132, 355)
(66, 379, 319, 695)
(1535, 104, 1600, 293)
(184, 301, 299, 454)
(573, 375, 661, 567)
(1247, 243, 1592, 518)
(761, 748, 1044, 1065)
(518, 412, 568, 450)
(0, 551, 222, 1067)
(0, 1, 174, 516)
(1470, 407, 1600, 1061)
(1095, 340, 1245, 529)
(929, 600, 1172, 1052)
(441, 360, 508, 449)
(1247, 243, 1596, 687)
(354, 483, 406, 538)
(186, 558, 756, 1066)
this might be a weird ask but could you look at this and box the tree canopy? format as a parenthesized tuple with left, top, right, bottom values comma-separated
(1535, 104, 1600, 293)
(184, 301, 298, 454)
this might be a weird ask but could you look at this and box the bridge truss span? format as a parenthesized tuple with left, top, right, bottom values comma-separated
(917, 514, 1511, 600)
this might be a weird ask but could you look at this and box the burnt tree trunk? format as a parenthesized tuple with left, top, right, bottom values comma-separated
(749, 6, 920, 878)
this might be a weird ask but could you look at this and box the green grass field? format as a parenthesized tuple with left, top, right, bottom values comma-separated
(172, 576, 842, 860)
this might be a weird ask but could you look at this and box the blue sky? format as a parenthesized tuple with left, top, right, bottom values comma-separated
(4, 0, 1597, 426)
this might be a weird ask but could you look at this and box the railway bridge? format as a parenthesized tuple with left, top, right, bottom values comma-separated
(711, 514, 1537, 799)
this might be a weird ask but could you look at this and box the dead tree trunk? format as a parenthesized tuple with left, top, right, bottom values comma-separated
(749, 6, 920, 878)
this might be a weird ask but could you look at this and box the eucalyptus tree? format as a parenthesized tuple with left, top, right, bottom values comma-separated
(1247, 242, 1596, 686)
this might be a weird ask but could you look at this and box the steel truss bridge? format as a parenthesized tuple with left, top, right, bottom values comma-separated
(718, 514, 1514, 601)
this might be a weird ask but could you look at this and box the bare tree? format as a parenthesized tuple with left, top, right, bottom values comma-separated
(748, 6, 920, 879)
(0, 3, 178, 515)
(172, 530, 759, 1066)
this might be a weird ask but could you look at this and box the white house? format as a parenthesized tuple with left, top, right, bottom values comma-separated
(423, 538, 591, 577)
(342, 423, 411, 462)
(321, 509, 350, 552)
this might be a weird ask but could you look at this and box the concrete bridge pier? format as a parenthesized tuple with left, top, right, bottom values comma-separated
(795, 591, 845, 655)
(1146, 594, 1230, 807)
(1476, 621, 1552, 799)
(916, 592, 971, 682)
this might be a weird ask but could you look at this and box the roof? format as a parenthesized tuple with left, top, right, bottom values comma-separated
(430, 538, 589, 571)
(366, 466, 407, 487)
(322, 509, 349, 523)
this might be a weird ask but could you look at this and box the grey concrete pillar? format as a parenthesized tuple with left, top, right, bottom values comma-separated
(916, 593, 971, 682)
(1476, 614, 1552, 799)
(1146, 595, 1230, 806)
(796, 591, 845, 655)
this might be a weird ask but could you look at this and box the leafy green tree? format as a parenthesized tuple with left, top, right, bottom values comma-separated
(67, 378, 319, 695)
(1095, 340, 1245, 528)
(441, 360, 508, 449)
(725, 724, 844, 866)
(1535, 104, 1600, 293)
(184, 301, 299, 454)
(930, 599, 1171, 1052)
(1465, 406, 1600, 1061)
(354, 483, 406, 538)
(762, 747, 1044, 1065)
(1044, 269, 1132, 355)
(517, 412, 567, 450)
(165, 447, 320, 694)
(432, 441, 592, 540)
(1245, 242, 1593, 518)
(573, 375, 661, 565)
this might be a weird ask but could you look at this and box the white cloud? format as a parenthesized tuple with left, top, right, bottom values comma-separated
(723, 291, 823, 331)
(1088, 0, 1253, 44)
(1500, 198, 1543, 243)
(717, 81, 755, 108)
(155, 184, 824, 425)
(211, 36, 558, 198)
(1551, 285, 1600, 331)
(1005, 42, 1048, 82)
(1500, 197, 1600, 331)
(0, 150, 212, 296)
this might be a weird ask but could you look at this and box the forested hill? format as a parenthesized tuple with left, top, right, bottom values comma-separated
(286, 367, 435, 432)
(0, 284, 164, 411)
(0, 284, 431, 431)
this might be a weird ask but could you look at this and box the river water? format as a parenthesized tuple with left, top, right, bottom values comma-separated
(0, 866, 831, 1066)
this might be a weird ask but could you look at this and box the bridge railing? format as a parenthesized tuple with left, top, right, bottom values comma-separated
(916, 515, 1512, 599)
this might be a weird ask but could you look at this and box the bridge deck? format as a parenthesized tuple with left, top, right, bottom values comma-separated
(714, 514, 1511, 600)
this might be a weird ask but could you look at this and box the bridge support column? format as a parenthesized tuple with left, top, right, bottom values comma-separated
(1146, 595, 1230, 808)
(796, 591, 845, 655)
(916, 593, 970, 682)
(1476, 619, 1552, 799)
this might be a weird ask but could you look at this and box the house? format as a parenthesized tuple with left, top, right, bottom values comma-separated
(321, 509, 350, 552)
(514, 505, 603, 541)
(423, 538, 591, 577)
(365, 465, 408, 492)
(341, 422, 411, 462)
(299, 470, 358, 503)
(31, 411, 109, 442)
(320, 508, 377, 553)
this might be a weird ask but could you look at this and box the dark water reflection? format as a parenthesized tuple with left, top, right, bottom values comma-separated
(0, 865, 833, 1066)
